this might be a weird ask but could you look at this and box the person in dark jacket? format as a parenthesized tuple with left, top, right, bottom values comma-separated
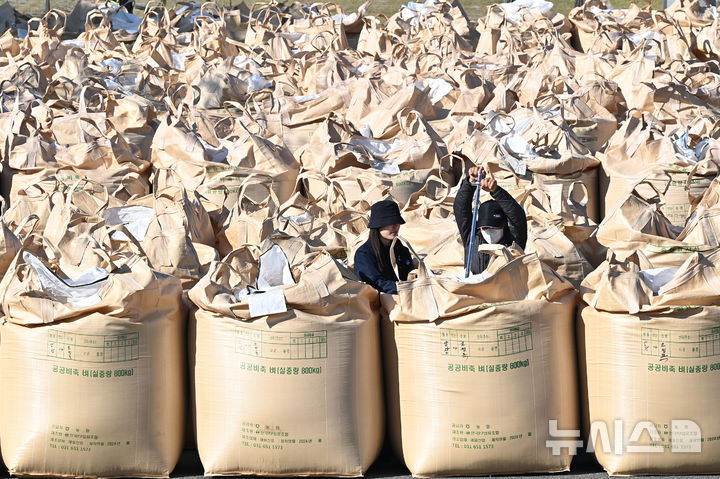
(118, 0, 134, 13)
(354, 200, 414, 294)
(454, 166, 527, 275)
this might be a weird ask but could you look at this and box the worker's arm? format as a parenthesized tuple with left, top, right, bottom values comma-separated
(491, 187, 527, 249)
(453, 177, 475, 246)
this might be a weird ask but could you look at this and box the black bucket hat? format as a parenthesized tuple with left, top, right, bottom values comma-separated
(478, 200, 506, 228)
(369, 200, 405, 229)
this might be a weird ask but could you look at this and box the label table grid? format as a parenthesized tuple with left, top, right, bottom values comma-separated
(235, 327, 327, 359)
(642, 327, 720, 359)
(47, 330, 139, 363)
(440, 323, 533, 358)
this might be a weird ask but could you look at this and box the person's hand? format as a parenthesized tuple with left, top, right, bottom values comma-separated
(469, 167, 498, 194)
(481, 174, 497, 194)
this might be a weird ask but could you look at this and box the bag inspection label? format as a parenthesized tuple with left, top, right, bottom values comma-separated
(440, 323, 533, 358)
(642, 327, 720, 360)
(235, 326, 327, 360)
(47, 330, 140, 363)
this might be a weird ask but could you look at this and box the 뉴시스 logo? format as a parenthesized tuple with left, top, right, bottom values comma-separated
(546, 419, 702, 455)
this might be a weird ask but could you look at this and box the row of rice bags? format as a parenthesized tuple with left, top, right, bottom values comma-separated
(1, 0, 720, 476)
(0, 202, 582, 479)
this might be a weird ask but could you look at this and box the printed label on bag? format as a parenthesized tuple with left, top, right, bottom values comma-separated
(642, 327, 720, 375)
(645, 244, 715, 255)
(440, 323, 533, 358)
(50, 365, 135, 379)
(235, 326, 327, 360)
(439, 325, 533, 375)
(239, 420, 324, 450)
(450, 422, 530, 450)
(661, 203, 690, 225)
(49, 424, 132, 453)
(47, 330, 139, 363)
(642, 327, 720, 359)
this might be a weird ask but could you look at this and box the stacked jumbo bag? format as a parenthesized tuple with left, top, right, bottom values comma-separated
(577, 180, 720, 474)
(5, 0, 720, 476)
(595, 187, 720, 268)
(188, 236, 384, 476)
(7, 0, 715, 302)
(381, 244, 578, 476)
(0, 219, 185, 477)
(579, 249, 720, 475)
(521, 187, 604, 289)
(599, 114, 720, 227)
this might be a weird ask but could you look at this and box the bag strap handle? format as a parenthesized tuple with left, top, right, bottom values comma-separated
(235, 175, 279, 215)
(390, 235, 428, 280)
(84, 8, 111, 32)
(326, 209, 368, 237)
(684, 158, 713, 205)
(13, 214, 40, 241)
(43, 9, 67, 36)
(22, 233, 63, 262)
(276, 203, 317, 233)
(101, 223, 152, 268)
(476, 243, 517, 263)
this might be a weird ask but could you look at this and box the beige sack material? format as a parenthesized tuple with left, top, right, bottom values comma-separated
(18, 183, 217, 294)
(2, 186, 60, 237)
(412, 209, 465, 275)
(0, 196, 22, 273)
(450, 114, 600, 223)
(596, 193, 720, 268)
(101, 187, 217, 292)
(533, 168, 600, 224)
(7, 112, 151, 203)
(275, 208, 368, 259)
(214, 111, 300, 204)
(398, 186, 460, 268)
(0, 250, 185, 478)
(526, 221, 593, 290)
(602, 165, 716, 227)
(216, 180, 278, 258)
(189, 242, 384, 476)
(381, 246, 578, 476)
(562, 95, 618, 154)
(579, 250, 720, 474)
(600, 116, 720, 225)
(521, 182, 605, 269)
(568, 0, 645, 53)
(331, 165, 452, 208)
(151, 104, 295, 222)
(282, 4, 349, 52)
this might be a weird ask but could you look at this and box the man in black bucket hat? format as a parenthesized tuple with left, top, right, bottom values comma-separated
(354, 200, 415, 294)
(454, 165, 527, 275)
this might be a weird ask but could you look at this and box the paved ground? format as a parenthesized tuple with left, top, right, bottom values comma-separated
(0, 447, 716, 478)
(171, 446, 720, 479)
(171, 447, 609, 479)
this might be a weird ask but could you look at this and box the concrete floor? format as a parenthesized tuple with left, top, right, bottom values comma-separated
(1, 447, 717, 478)
(170, 446, 608, 479)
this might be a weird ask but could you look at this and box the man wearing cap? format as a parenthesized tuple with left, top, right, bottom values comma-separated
(354, 200, 415, 294)
(454, 166, 527, 274)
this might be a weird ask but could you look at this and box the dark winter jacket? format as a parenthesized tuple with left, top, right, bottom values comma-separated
(354, 239, 414, 294)
(453, 179, 527, 274)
